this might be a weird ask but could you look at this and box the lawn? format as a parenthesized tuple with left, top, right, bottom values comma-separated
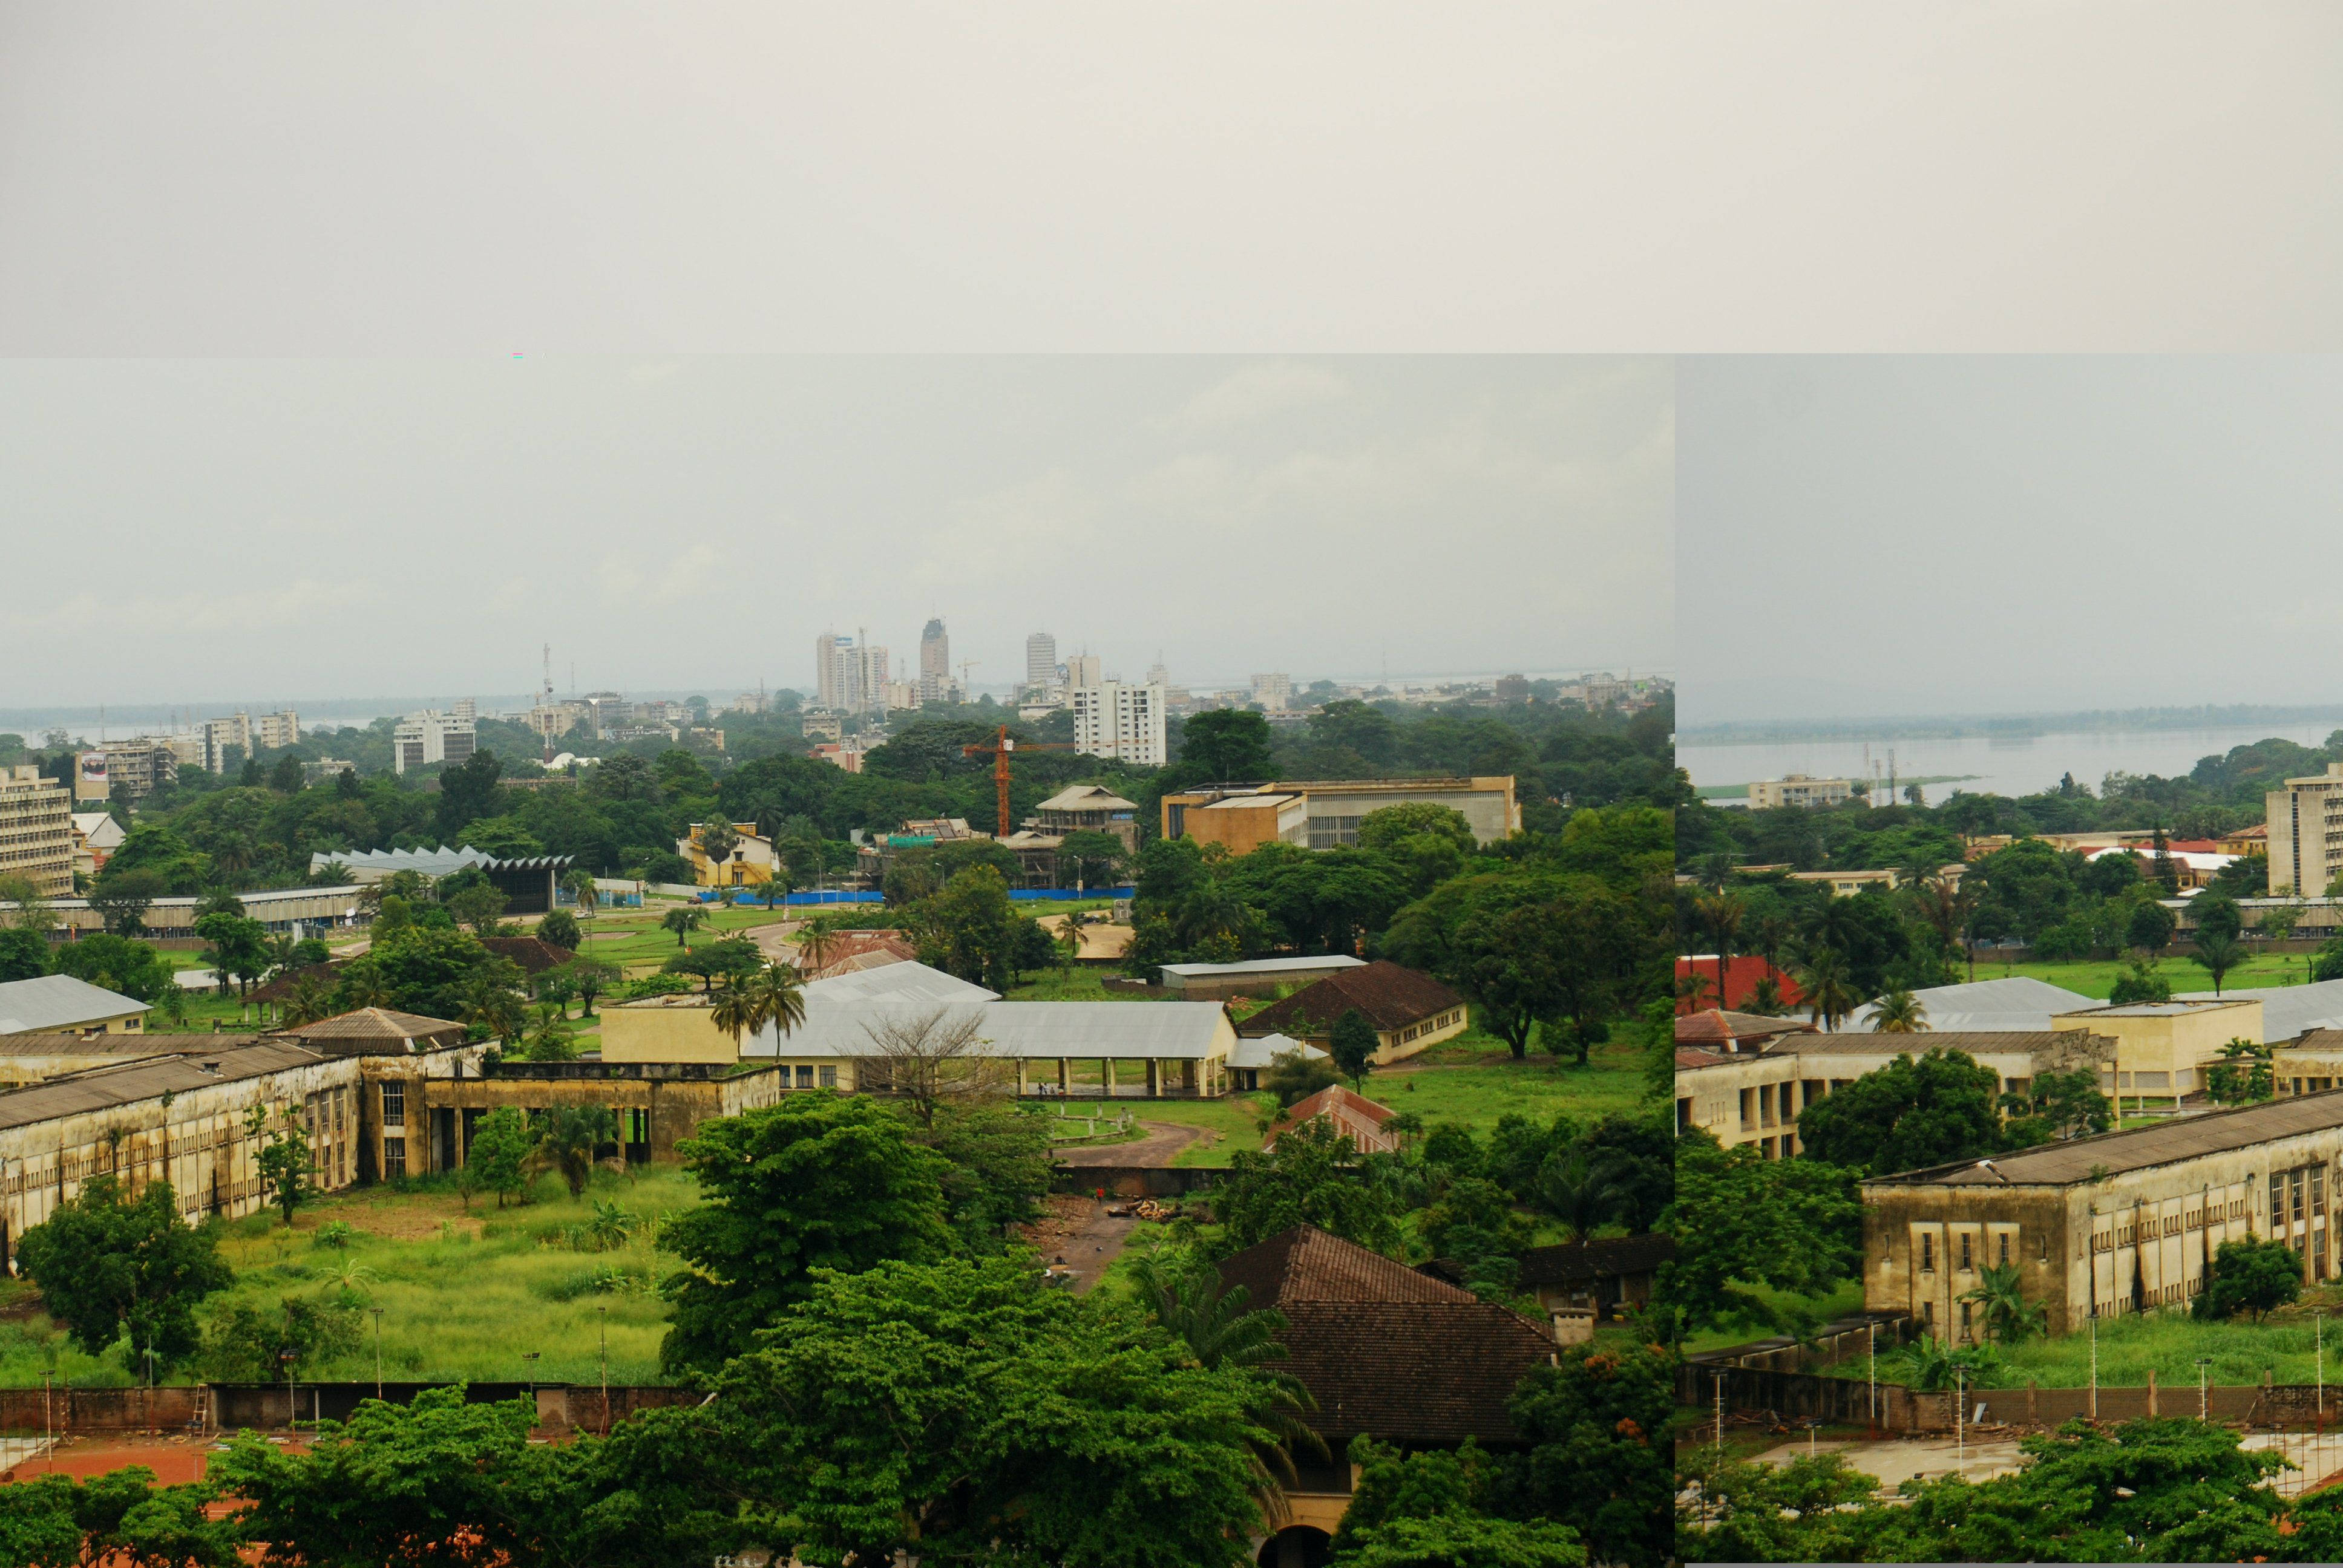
(1683, 1279, 1867, 1355)
(0, 1166, 702, 1390)
(1893, 1284, 2343, 1389)
(1965, 952, 2313, 1001)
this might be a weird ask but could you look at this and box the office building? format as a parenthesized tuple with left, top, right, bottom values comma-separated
(1747, 774, 1856, 809)
(919, 618, 951, 703)
(1072, 681, 1166, 767)
(2268, 763, 2343, 895)
(392, 710, 477, 774)
(1251, 672, 1294, 711)
(1162, 777, 1521, 852)
(0, 766, 73, 898)
(814, 632, 891, 716)
(1025, 632, 1058, 691)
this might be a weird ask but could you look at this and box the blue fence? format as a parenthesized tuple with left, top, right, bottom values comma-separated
(693, 887, 1136, 906)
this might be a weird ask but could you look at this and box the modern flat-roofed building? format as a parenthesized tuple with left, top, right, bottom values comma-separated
(1861, 1093, 2343, 1341)
(1747, 774, 1855, 809)
(1071, 681, 1165, 767)
(2046, 999, 2264, 1116)
(392, 710, 477, 774)
(0, 766, 73, 898)
(1159, 954, 1368, 1000)
(2269, 763, 2343, 895)
(1024, 632, 1057, 691)
(94, 739, 180, 799)
(1161, 776, 1520, 854)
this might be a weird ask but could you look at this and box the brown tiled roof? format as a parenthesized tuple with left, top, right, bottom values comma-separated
(0, 1032, 188, 1059)
(0, 1040, 329, 1132)
(1675, 1010, 1733, 1044)
(1216, 1226, 1555, 1446)
(1676, 1008, 1814, 1047)
(481, 936, 577, 974)
(1236, 961, 1462, 1036)
(1516, 1232, 1675, 1289)
(282, 1008, 466, 1054)
(1674, 1047, 1731, 1070)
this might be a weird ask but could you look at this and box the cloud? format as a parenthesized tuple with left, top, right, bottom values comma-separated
(599, 543, 726, 607)
(1167, 360, 1351, 432)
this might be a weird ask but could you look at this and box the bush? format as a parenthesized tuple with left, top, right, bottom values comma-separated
(203, 1296, 361, 1382)
(532, 1263, 656, 1302)
(537, 909, 582, 951)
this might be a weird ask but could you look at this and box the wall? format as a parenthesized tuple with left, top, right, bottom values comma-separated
(600, 1001, 739, 1064)
(1050, 1164, 1223, 1197)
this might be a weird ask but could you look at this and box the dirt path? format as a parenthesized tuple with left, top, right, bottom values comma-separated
(1019, 1194, 1142, 1294)
(1052, 1120, 1202, 1168)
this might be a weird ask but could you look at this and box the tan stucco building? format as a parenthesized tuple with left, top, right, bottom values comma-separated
(1161, 777, 1520, 854)
(2048, 999, 2263, 1115)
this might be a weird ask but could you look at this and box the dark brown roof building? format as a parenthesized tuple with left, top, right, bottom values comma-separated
(1674, 1008, 1815, 1053)
(1216, 1226, 1556, 1448)
(1236, 962, 1466, 1065)
(480, 936, 578, 975)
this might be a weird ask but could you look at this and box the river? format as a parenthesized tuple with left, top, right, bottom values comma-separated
(1680, 722, 2343, 805)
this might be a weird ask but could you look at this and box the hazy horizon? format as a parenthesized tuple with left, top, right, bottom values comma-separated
(0, 356, 1672, 711)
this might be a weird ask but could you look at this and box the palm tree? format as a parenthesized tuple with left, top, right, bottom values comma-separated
(340, 965, 391, 1010)
(2195, 930, 2244, 996)
(1743, 973, 1786, 1017)
(1797, 948, 1861, 1031)
(1536, 1155, 1624, 1242)
(1054, 920, 1083, 979)
(795, 922, 837, 976)
(460, 978, 526, 1045)
(1911, 871, 1981, 982)
(1126, 1247, 1324, 1501)
(540, 1105, 619, 1199)
(744, 961, 807, 1046)
(661, 905, 708, 949)
(562, 869, 599, 920)
(709, 973, 759, 1049)
(1958, 1263, 2045, 1345)
(1869, 987, 1929, 1034)
(1696, 892, 1746, 1012)
(263, 933, 301, 984)
(284, 973, 338, 1027)
(309, 860, 355, 886)
(696, 820, 741, 887)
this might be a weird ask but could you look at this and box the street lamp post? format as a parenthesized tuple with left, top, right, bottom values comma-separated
(372, 1308, 384, 1402)
(2089, 1312, 2099, 1421)
(1955, 1368, 1966, 1481)
(2198, 1356, 2213, 1421)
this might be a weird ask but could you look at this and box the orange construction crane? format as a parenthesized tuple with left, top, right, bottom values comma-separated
(962, 724, 1073, 838)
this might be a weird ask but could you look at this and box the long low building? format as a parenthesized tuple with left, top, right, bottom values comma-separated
(1156, 954, 1366, 999)
(1861, 1093, 2343, 1342)
(0, 975, 150, 1037)
(604, 961, 1246, 1098)
(36, 884, 367, 939)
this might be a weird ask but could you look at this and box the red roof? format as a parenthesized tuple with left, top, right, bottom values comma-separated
(1265, 1084, 1401, 1152)
(1676, 955, 1803, 1014)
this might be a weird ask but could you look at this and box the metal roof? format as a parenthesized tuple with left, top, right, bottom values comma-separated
(2054, 1001, 2255, 1019)
(741, 961, 998, 1057)
(744, 964, 1231, 1060)
(0, 975, 149, 1035)
(0, 1039, 330, 1132)
(1227, 1032, 1327, 1070)
(1788, 1030, 2092, 1059)
(1835, 976, 2097, 1033)
(1034, 785, 1139, 813)
(2178, 979, 2343, 1040)
(1161, 956, 1368, 979)
(1869, 1091, 2343, 1189)
(308, 846, 574, 876)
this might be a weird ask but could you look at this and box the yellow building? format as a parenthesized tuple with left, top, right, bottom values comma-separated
(2050, 999, 2264, 1116)
(0, 975, 149, 1037)
(1161, 777, 1519, 855)
(677, 820, 778, 887)
(0, 765, 73, 899)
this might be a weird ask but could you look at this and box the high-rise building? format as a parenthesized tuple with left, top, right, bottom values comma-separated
(96, 739, 179, 800)
(1066, 653, 1102, 691)
(919, 618, 951, 703)
(252, 710, 301, 750)
(0, 765, 73, 898)
(392, 710, 477, 775)
(1073, 682, 1167, 768)
(1025, 632, 1058, 691)
(815, 632, 849, 711)
(198, 713, 251, 773)
(1251, 673, 1294, 712)
(814, 631, 891, 715)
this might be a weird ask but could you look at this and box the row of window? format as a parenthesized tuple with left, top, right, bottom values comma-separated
(1395, 1010, 1459, 1045)
(779, 1065, 841, 1089)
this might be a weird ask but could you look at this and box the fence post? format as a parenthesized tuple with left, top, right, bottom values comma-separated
(2028, 1381, 2039, 1425)
(2148, 1368, 2158, 1418)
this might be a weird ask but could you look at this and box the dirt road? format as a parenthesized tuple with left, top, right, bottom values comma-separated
(1052, 1120, 1202, 1168)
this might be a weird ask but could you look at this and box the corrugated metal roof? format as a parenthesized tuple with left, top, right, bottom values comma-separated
(1791, 1031, 2092, 1058)
(2178, 979, 2343, 1040)
(0, 1039, 330, 1131)
(743, 963, 1229, 1060)
(1837, 976, 2097, 1032)
(1227, 1033, 1326, 1070)
(0, 975, 149, 1035)
(1871, 1091, 2343, 1189)
(1161, 956, 1368, 979)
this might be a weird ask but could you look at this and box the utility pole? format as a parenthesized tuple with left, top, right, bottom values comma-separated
(1714, 1370, 1724, 1454)
(1869, 1322, 1878, 1436)
(2198, 1356, 2212, 1421)
(599, 1304, 610, 1435)
(1955, 1367, 1965, 1481)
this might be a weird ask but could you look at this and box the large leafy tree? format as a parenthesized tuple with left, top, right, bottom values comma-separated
(13, 1176, 231, 1367)
(658, 1096, 954, 1372)
(1659, 1131, 1863, 1336)
(1176, 708, 1274, 783)
(1795, 1048, 2005, 1176)
(1499, 1341, 1676, 1568)
(1215, 1119, 1406, 1254)
(2195, 1235, 2302, 1322)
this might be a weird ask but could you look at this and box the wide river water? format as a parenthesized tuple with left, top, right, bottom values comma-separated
(1680, 722, 2343, 804)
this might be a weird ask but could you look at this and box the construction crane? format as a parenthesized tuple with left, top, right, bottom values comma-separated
(962, 724, 1072, 838)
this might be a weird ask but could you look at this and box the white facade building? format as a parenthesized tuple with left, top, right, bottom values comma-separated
(1073, 681, 1167, 768)
(1025, 632, 1058, 690)
(392, 710, 478, 774)
(1251, 673, 1294, 711)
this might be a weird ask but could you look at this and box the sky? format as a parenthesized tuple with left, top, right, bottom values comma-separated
(0, 357, 1672, 713)
(1677, 356, 2343, 728)
(1, 4, 2337, 355)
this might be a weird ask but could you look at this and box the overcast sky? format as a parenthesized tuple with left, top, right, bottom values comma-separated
(1678, 356, 2343, 727)
(1, 4, 2337, 354)
(0, 357, 1671, 713)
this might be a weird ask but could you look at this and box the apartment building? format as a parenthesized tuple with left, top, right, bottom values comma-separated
(1071, 681, 1167, 767)
(252, 710, 300, 750)
(93, 739, 179, 799)
(0, 766, 73, 898)
(2268, 762, 2343, 895)
(1251, 672, 1294, 711)
(1747, 774, 1855, 809)
(814, 632, 891, 716)
(391, 710, 477, 774)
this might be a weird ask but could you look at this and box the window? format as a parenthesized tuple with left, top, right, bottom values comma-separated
(1959, 1233, 1972, 1272)
(819, 1066, 837, 1088)
(1921, 1233, 1935, 1272)
(1960, 1301, 1973, 1341)
(384, 1137, 406, 1178)
(1998, 1233, 2010, 1269)
(795, 1065, 814, 1089)
(382, 1082, 406, 1128)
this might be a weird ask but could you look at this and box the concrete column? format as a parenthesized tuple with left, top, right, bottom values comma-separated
(1015, 1058, 1029, 1096)
(1058, 1059, 1070, 1094)
(1104, 1057, 1117, 1096)
(2147, 1368, 2158, 1417)
(1146, 1059, 1161, 1098)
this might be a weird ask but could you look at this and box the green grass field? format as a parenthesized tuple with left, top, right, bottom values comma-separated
(1683, 1280, 1867, 1354)
(1964, 952, 2313, 1000)
(0, 1167, 699, 1389)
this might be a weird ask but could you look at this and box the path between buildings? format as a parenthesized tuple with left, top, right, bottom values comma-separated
(1754, 1434, 2028, 1488)
(1053, 1120, 1202, 1168)
(1022, 1195, 1143, 1295)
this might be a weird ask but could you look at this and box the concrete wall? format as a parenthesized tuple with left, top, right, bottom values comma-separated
(600, 1001, 739, 1064)
(1050, 1164, 1222, 1197)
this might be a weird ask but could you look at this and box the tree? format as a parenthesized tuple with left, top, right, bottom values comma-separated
(434, 748, 505, 841)
(708, 972, 758, 1049)
(1356, 801, 1477, 859)
(1693, 891, 1745, 1019)
(1504, 1340, 1677, 1568)
(247, 1103, 314, 1224)
(859, 1005, 1008, 1127)
(1959, 1261, 2046, 1344)
(2195, 929, 2244, 996)
(914, 1101, 1055, 1243)
(536, 907, 582, 951)
(562, 867, 600, 918)
(1055, 829, 1127, 891)
(1795, 946, 1861, 1030)
(568, 957, 619, 1016)
(1867, 986, 1928, 1033)
(458, 972, 527, 1044)
(447, 880, 508, 936)
(1999, 1067, 2114, 1142)
(467, 1106, 534, 1207)
(2108, 955, 2175, 1003)
(195, 911, 269, 996)
(1795, 1049, 2004, 1176)
(1659, 1132, 1863, 1336)
(659, 1096, 955, 1372)
(911, 865, 1020, 988)
(283, 972, 338, 1027)
(2204, 1036, 2275, 1105)
(0, 871, 59, 936)
(1260, 1046, 1340, 1108)
(516, 1003, 580, 1061)
(1178, 707, 1274, 782)
(663, 934, 762, 993)
(661, 904, 707, 948)
(1332, 1439, 1587, 1568)
(51, 934, 176, 1002)
(12, 1175, 231, 1367)
(2126, 896, 2177, 955)
(0, 924, 48, 981)
(2194, 891, 2244, 942)
(0, 1465, 241, 1566)
(1329, 1007, 1380, 1088)
(541, 1103, 618, 1198)
(2196, 1234, 2302, 1322)
(1216, 1119, 1406, 1254)
(89, 868, 165, 937)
